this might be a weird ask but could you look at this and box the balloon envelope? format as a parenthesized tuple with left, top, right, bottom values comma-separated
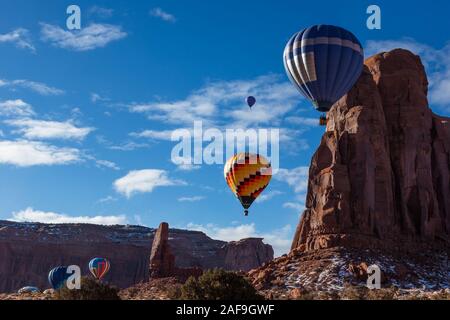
(89, 257, 110, 280)
(246, 96, 256, 108)
(284, 25, 364, 112)
(224, 153, 272, 215)
(48, 266, 69, 289)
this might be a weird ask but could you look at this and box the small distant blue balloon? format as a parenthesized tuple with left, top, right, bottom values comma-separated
(48, 266, 70, 290)
(246, 96, 256, 108)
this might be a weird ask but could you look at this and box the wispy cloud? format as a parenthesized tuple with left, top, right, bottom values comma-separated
(0, 79, 64, 96)
(150, 7, 176, 23)
(176, 163, 201, 171)
(114, 169, 186, 198)
(9, 207, 126, 225)
(127, 75, 300, 127)
(274, 166, 309, 194)
(91, 92, 110, 103)
(89, 6, 114, 18)
(95, 159, 120, 170)
(178, 196, 205, 202)
(0, 140, 80, 167)
(40, 23, 127, 51)
(131, 129, 176, 140)
(283, 202, 305, 212)
(255, 190, 283, 203)
(96, 195, 117, 204)
(5, 119, 94, 140)
(108, 141, 149, 151)
(187, 222, 292, 257)
(0, 99, 34, 117)
(0, 28, 35, 52)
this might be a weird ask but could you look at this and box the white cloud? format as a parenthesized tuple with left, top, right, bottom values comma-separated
(108, 141, 149, 151)
(178, 196, 205, 202)
(5, 118, 94, 140)
(0, 28, 35, 52)
(283, 202, 305, 212)
(91, 92, 110, 103)
(176, 163, 201, 171)
(255, 190, 283, 203)
(96, 195, 117, 204)
(0, 140, 80, 166)
(9, 207, 126, 225)
(128, 75, 300, 127)
(0, 79, 64, 95)
(114, 169, 186, 198)
(187, 222, 292, 257)
(0, 99, 34, 117)
(150, 7, 176, 23)
(95, 159, 119, 170)
(131, 129, 175, 140)
(40, 23, 127, 51)
(365, 38, 439, 64)
(89, 6, 114, 18)
(274, 166, 309, 193)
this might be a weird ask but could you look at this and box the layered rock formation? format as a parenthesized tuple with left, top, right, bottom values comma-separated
(223, 238, 274, 271)
(248, 49, 449, 298)
(0, 220, 273, 293)
(292, 49, 450, 252)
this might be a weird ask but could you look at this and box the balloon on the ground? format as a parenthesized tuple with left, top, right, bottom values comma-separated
(283, 24, 364, 112)
(246, 96, 256, 108)
(224, 153, 272, 216)
(18, 286, 40, 294)
(89, 257, 110, 280)
(48, 266, 70, 289)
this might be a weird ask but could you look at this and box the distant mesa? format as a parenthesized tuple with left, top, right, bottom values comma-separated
(0, 220, 273, 293)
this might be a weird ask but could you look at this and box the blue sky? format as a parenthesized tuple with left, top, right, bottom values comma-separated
(1, 0, 449, 256)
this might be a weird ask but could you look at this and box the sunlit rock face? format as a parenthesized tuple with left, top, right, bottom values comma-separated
(292, 49, 450, 252)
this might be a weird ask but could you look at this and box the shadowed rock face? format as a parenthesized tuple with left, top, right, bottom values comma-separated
(223, 238, 274, 271)
(292, 49, 450, 252)
(0, 220, 273, 293)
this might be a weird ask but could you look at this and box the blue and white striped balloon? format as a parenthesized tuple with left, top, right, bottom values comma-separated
(284, 25, 364, 112)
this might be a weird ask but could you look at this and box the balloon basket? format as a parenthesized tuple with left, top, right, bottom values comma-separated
(244, 210, 249, 216)
(319, 115, 327, 126)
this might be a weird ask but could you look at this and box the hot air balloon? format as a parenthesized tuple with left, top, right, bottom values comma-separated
(283, 25, 364, 125)
(224, 153, 272, 216)
(246, 96, 256, 108)
(48, 266, 70, 290)
(89, 257, 110, 280)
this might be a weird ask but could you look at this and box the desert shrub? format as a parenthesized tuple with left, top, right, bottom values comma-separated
(53, 276, 120, 300)
(340, 283, 398, 300)
(180, 269, 263, 300)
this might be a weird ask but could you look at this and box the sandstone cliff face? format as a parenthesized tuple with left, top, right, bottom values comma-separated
(292, 49, 450, 252)
(0, 220, 273, 293)
(223, 238, 274, 271)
